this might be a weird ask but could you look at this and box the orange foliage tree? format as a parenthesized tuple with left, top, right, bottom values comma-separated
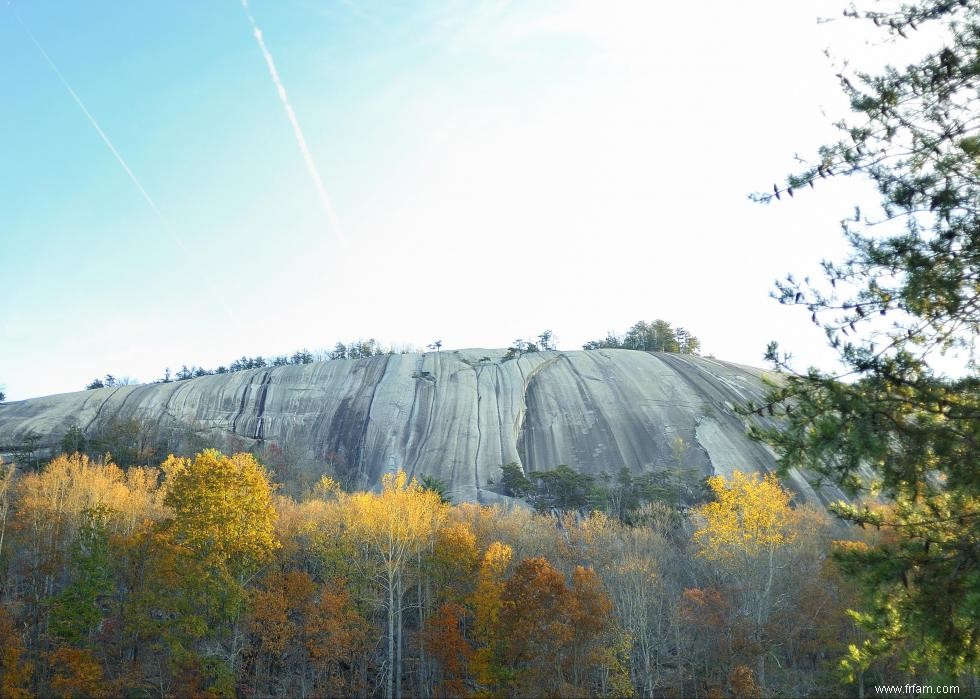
(422, 602, 474, 697)
(0, 603, 32, 698)
(246, 570, 368, 697)
(48, 646, 105, 699)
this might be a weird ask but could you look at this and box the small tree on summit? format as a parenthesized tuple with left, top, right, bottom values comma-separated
(537, 330, 556, 351)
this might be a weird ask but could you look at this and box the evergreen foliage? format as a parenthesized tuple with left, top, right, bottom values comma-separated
(496, 462, 702, 515)
(583, 319, 701, 354)
(753, 0, 980, 678)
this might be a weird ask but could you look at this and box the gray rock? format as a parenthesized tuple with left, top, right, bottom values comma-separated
(0, 349, 845, 506)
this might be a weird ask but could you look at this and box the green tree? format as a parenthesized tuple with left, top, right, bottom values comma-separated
(754, 0, 980, 678)
(60, 425, 88, 455)
(13, 431, 42, 471)
(290, 348, 314, 364)
(503, 339, 540, 360)
(498, 462, 534, 499)
(529, 465, 604, 512)
(420, 475, 451, 504)
(49, 507, 115, 646)
(537, 330, 556, 351)
(89, 415, 154, 468)
(583, 319, 700, 354)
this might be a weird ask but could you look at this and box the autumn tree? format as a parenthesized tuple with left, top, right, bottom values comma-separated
(47, 646, 105, 698)
(422, 602, 474, 697)
(429, 522, 480, 603)
(567, 565, 632, 697)
(470, 540, 513, 692)
(588, 508, 683, 695)
(161, 450, 278, 583)
(692, 471, 802, 692)
(753, 0, 980, 678)
(479, 555, 626, 697)
(12, 453, 161, 655)
(0, 604, 32, 698)
(245, 570, 368, 696)
(340, 470, 447, 699)
(117, 526, 214, 694)
(497, 557, 571, 695)
(159, 450, 279, 681)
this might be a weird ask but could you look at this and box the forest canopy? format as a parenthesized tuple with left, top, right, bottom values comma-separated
(1, 450, 965, 697)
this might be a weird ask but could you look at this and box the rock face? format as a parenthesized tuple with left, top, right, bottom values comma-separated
(0, 349, 843, 505)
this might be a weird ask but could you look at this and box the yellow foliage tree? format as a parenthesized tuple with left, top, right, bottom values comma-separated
(470, 540, 513, 691)
(161, 449, 279, 583)
(48, 646, 105, 699)
(159, 450, 280, 682)
(693, 471, 797, 560)
(692, 470, 801, 693)
(340, 470, 447, 699)
(431, 522, 480, 602)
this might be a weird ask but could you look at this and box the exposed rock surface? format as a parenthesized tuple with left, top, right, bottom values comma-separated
(0, 349, 843, 505)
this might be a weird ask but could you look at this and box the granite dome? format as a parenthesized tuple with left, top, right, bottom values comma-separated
(0, 349, 842, 506)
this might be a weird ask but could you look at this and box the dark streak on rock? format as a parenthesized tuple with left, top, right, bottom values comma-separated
(404, 354, 438, 482)
(472, 363, 484, 495)
(254, 370, 273, 440)
(322, 355, 391, 486)
(84, 387, 123, 433)
(231, 371, 259, 435)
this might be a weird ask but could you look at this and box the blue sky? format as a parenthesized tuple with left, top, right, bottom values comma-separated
(2, 0, 885, 399)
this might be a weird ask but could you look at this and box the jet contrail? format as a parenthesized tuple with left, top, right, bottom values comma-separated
(240, 0, 347, 245)
(11, 7, 168, 226)
(9, 3, 244, 328)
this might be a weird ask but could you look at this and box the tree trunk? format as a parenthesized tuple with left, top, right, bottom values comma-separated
(756, 546, 776, 695)
(387, 568, 395, 699)
(396, 568, 403, 699)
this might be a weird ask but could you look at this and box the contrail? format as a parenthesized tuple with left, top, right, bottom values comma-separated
(9, 3, 244, 328)
(240, 0, 347, 245)
(11, 6, 169, 226)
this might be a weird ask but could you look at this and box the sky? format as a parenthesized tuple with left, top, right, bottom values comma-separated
(1, 0, 896, 399)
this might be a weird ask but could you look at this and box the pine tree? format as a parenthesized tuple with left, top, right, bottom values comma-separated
(754, 0, 980, 677)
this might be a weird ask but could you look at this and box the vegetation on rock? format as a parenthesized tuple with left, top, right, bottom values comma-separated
(583, 319, 701, 354)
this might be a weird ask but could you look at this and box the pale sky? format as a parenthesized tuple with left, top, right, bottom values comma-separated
(1, 1, 895, 399)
